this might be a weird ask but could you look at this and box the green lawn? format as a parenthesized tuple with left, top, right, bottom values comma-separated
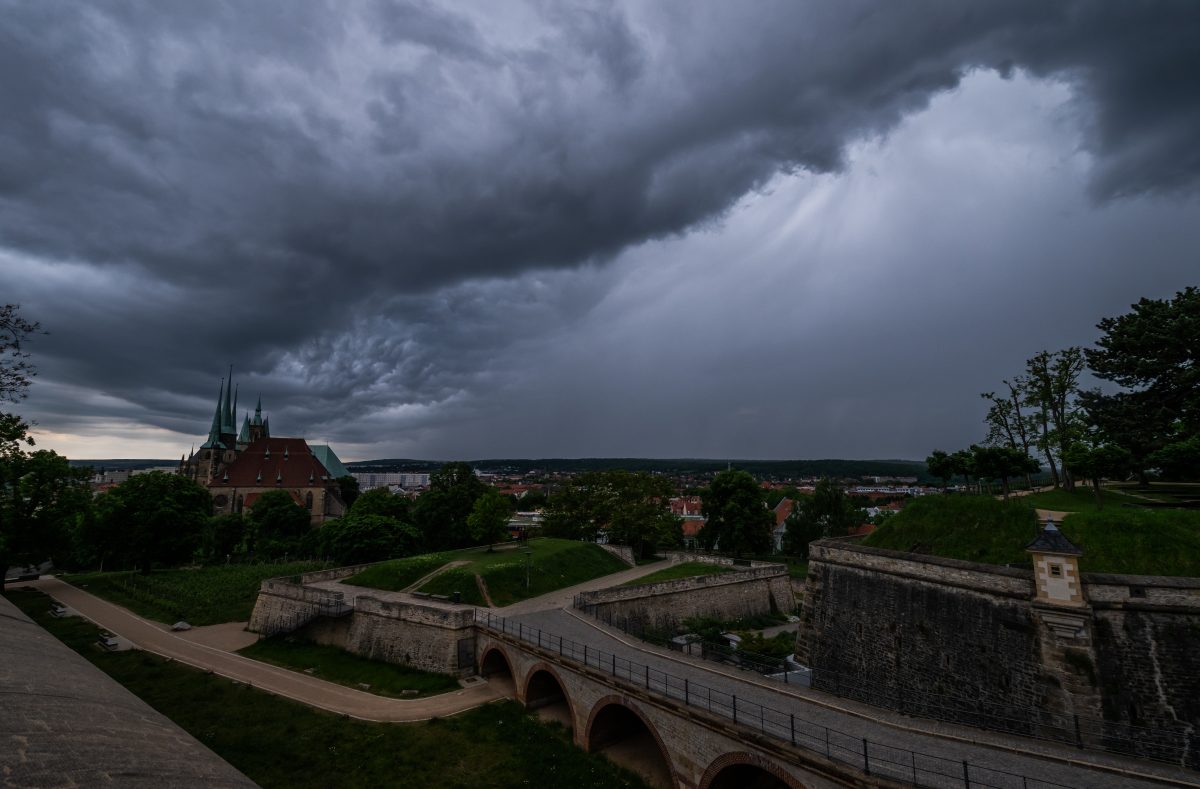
(6, 589, 648, 789)
(350, 539, 629, 607)
(237, 637, 461, 698)
(1018, 487, 1144, 514)
(622, 561, 732, 586)
(343, 553, 453, 593)
(863, 494, 1200, 576)
(62, 562, 330, 625)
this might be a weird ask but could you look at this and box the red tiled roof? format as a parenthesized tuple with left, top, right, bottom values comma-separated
(848, 523, 876, 536)
(681, 518, 706, 537)
(773, 498, 795, 527)
(209, 438, 334, 489)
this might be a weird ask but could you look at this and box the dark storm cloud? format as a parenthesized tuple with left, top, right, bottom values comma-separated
(1, 0, 1197, 454)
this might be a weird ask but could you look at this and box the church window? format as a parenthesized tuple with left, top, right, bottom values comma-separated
(213, 495, 228, 508)
(236, 495, 244, 513)
(305, 492, 313, 510)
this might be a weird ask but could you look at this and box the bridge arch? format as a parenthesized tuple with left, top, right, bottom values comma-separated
(585, 695, 677, 789)
(522, 663, 576, 731)
(480, 645, 517, 698)
(699, 752, 804, 789)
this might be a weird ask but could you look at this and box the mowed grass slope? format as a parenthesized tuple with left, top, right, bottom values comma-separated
(237, 637, 461, 698)
(63, 562, 329, 625)
(622, 561, 732, 586)
(1018, 487, 1142, 514)
(5, 590, 648, 789)
(349, 539, 630, 607)
(864, 496, 1039, 566)
(863, 494, 1200, 576)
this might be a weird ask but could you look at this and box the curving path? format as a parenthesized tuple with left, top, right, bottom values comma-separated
(24, 577, 502, 722)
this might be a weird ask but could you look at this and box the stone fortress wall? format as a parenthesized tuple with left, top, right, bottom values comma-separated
(575, 562, 794, 631)
(248, 570, 477, 677)
(795, 537, 1200, 768)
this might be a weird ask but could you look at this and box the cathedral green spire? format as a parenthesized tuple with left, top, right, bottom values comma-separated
(201, 380, 225, 449)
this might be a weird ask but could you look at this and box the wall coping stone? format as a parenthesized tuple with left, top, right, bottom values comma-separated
(809, 538, 1032, 579)
(577, 564, 786, 606)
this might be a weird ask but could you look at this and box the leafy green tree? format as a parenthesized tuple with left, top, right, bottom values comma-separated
(351, 487, 411, 522)
(1083, 287, 1200, 484)
(782, 478, 864, 558)
(970, 445, 1040, 499)
(1148, 435, 1200, 480)
(1025, 348, 1085, 489)
(925, 450, 955, 488)
(247, 489, 311, 559)
(336, 475, 361, 510)
(467, 488, 512, 551)
(542, 470, 679, 558)
(412, 461, 486, 550)
(700, 469, 772, 556)
(1063, 443, 1131, 509)
(1, 447, 92, 576)
(949, 449, 976, 489)
(94, 472, 211, 572)
(201, 513, 246, 563)
(319, 512, 420, 565)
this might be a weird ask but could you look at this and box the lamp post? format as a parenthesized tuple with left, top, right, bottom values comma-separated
(524, 549, 532, 591)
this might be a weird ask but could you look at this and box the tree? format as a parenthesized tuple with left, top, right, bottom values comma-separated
(949, 449, 977, 490)
(467, 488, 512, 551)
(1, 448, 92, 576)
(201, 513, 246, 563)
(0, 304, 40, 404)
(1062, 443, 1131, 509)
(782, 478, 864, 558)
(351, 487, 411, 522)
(246, 490, 311, 559)
(1148, 435, 1200, 480)
(982, 379, 1038, 489)
(336, 475, 361, 510)
(94, 472, 211, 572)
(411, 461, 486, 550)
(319, 512, 420, 565)
(700, 469, 772, 556)
(925, 450, 955, 489)
(1025, 348, 1085, 490)
(1084, 287, 1200, 484)
(542, 470, 679, 558)
(970, 445, 1040, 499)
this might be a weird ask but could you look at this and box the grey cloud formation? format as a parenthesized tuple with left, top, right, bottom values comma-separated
(1, 1, 1198, 458)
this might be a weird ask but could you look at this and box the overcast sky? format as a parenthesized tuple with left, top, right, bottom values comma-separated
(2, 1, 1198, 462)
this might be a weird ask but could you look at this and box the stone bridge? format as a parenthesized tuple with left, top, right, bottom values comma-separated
(472, 611, 1150, 789)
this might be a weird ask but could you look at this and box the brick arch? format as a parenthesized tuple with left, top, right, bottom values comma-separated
(698, 752, 806, 789)
(584, 694, 678, 787)
(521, 662, 578, 726)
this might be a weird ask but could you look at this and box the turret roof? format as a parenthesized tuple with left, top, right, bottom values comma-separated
(1025, 517, 1083, 556)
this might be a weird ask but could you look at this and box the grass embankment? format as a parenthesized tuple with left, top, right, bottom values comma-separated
(6, 589, 648, 789)
(863, 494, 1200, 576)
(622, 561, 732, 586)
(237, 637, 461, 698)
(349, 539, 629, 607)
(864, 496, 1038, 566)
(62, 562, 329, 625)
(1018, 487, 1140, 514)
(343, 553, 453, 592)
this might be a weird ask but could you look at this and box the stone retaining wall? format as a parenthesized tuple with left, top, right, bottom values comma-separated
(796, 538, 1200, 768)
(343, 597, 477, 677)
(577, 564, 794, 630)
(598, 544, 635, 566)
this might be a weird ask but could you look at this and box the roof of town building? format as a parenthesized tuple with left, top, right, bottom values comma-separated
(208, 437, 333, 489)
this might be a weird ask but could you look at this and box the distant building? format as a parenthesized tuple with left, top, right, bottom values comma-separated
(772, 498, 795, 553)
(352, 472, 430, 491)
(179, 371, 348, 524)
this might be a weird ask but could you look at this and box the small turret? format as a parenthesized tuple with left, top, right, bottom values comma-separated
(1026, 516, 1085, 607)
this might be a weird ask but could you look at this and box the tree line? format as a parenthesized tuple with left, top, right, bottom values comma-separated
(928, 286, 1199, 502)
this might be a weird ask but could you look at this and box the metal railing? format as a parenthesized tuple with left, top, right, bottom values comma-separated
(577, 605, 1195, 770)
(475, 610, 1076, 789)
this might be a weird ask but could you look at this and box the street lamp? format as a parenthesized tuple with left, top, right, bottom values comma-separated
(524, 549, 532, 591)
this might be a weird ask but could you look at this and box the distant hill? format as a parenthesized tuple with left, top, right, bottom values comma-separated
(348, 457, 931, 480)
(67, 459, 177, 471)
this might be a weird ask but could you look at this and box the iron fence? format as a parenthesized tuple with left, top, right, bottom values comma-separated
(572, 603, 1195, 771)
(475, 610, 1077, 789)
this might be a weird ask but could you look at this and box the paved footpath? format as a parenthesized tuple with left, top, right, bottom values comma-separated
(25, 577, 502, 722)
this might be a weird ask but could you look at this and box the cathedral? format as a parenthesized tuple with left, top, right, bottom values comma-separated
(180, 372, 349, 524)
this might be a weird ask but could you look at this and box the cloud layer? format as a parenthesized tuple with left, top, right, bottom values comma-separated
(1, 1, 1197, 459)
